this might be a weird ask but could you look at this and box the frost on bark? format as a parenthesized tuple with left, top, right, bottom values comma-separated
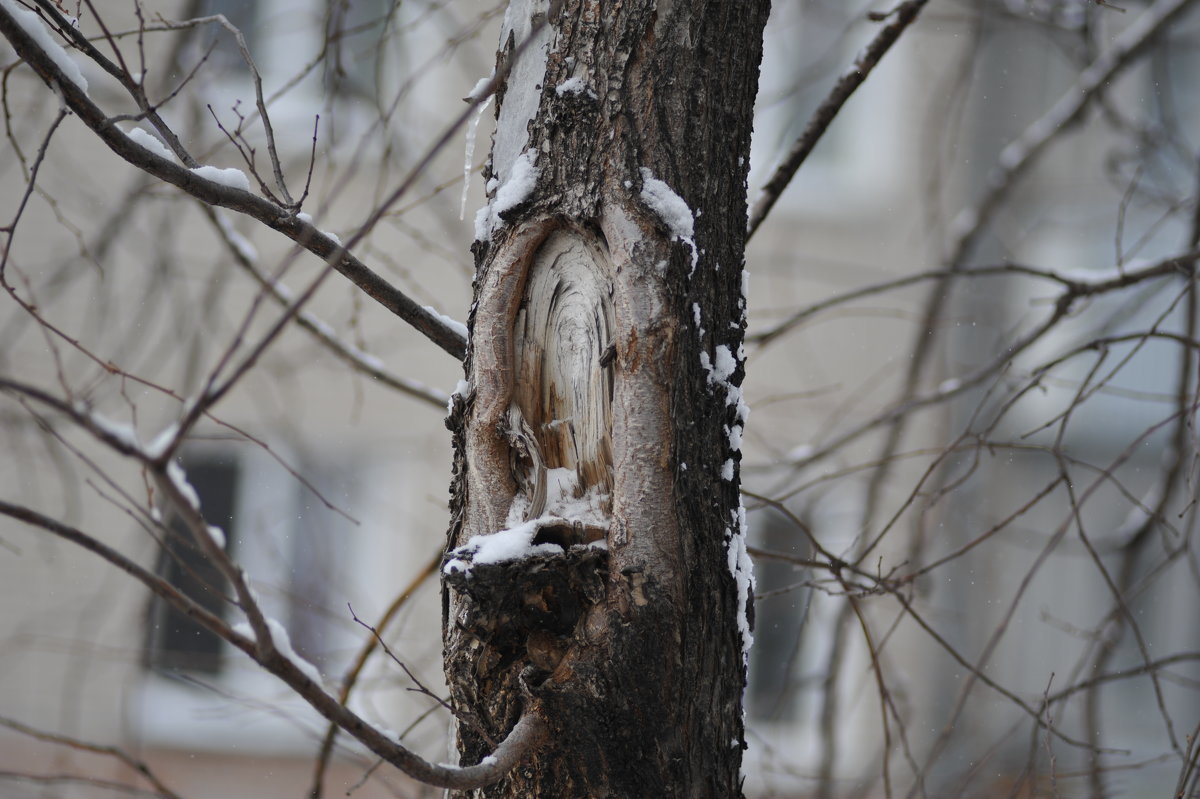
(443, 1, 769, 796)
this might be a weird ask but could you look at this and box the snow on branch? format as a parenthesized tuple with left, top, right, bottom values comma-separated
(203, 208, 452, 409)
(232, 617, 323, 685)
(124, 127, 174, 161)
(444, 519, 565, 575)
(0, 0, 87, 93)
(190, 164, 251, 192)
(0, 375, 543, 791)
(0, 1, 468, 362)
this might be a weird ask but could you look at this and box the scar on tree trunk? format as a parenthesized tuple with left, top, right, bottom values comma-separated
(465, 221, 615, 546)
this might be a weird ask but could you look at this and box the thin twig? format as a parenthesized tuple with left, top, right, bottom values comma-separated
(0, 499, 546, 790)
(0, 715, 184, 799)
(307, 551, 441, 799)
(0, 1, 469, 360)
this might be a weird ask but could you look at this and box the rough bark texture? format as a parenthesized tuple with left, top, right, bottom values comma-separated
(443, 1, 769, 796)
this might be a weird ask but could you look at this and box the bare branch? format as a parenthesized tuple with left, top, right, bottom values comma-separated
(0, 1, 468, 361)
(747, 0, 931, 238)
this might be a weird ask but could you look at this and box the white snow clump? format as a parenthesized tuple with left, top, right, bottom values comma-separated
(443, 519, 564, 576)
(126, 127, 174, 161)
(0, 0, 88, 93)
(475, 149, 539, 241)
(191, 165, 251, 192)
(638, 167, 698, 273)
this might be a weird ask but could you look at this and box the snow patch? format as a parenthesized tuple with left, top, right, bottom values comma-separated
(466, 69, 495, 103)
(555, 76, 595, 98)
(787, 443, 814, 462)
(353, 351, 384, 371)
(700, 340, 750, 482)
(494, 149, 539, 215)
(83, 409, 139, 450)
(307, 317, 335, 339)
(422, 305, 469, 340)
(191, 165, 251, 192)
(448, 378, 472, 414)
(206, 525, 226, 549)
(126, 127, 174, 161)
(232, 618, 323, 685)
(938, 378, 961, 395)
(1, 0, 88, 93)
(145, 423, 180, 459)
(727, 506, 755, 668)
(1058, 260, 1143, 284)
(699, 344, 748, 423)
(166, 459, 200, 511)
(727, 423, 743, 452)
(443, 519, 564, 575)
(712, 345, 737, 384)
(639, 167, 698, 274)
(475, 149, 538, 241)
(446, 471, 611, 577)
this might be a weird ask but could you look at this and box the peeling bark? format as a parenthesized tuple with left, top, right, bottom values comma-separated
(444, 1, 770, 795)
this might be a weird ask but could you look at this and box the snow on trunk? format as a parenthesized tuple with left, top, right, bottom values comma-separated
(492, 0, 551, 184)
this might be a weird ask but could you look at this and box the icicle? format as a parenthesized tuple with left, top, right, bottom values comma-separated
(460, 96, 494, 221)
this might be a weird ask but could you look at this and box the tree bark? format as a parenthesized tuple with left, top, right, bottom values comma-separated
(443, 1, 769, 795)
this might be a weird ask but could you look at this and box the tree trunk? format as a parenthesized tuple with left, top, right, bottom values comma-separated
(443, 1, 769, 795)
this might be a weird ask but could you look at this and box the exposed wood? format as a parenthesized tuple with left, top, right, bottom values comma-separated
(511, 228, 614, 528)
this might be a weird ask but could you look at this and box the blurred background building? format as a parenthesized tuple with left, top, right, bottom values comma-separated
(1, 1, 1198, 797)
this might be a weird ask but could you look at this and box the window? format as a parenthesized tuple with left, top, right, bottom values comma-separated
(745, 497, 854, 732)
(741, 491, 867, 796)
(144, 451, 242, 675)
(180, 0, 401, 146)
(144, 444, 356, 675)
(190, 0, 395, 97)
(136, 442, 364, 751)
